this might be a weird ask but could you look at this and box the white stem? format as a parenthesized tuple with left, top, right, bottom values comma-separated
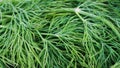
(74, 7, 81, 13)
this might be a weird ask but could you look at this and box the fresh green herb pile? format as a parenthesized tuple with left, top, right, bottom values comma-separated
(0, 0, 120, 68)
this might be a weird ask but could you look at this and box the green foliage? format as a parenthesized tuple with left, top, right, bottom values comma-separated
(0, 0, 120, 68)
